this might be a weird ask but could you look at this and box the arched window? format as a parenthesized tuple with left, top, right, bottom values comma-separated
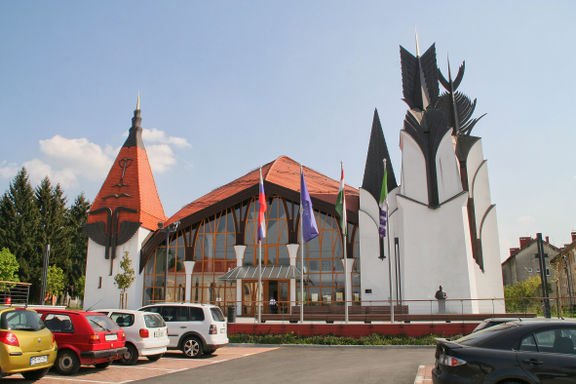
(244, 196, 290, 266)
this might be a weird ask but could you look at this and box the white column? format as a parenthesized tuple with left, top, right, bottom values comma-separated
(183, 261, 195, 303)
(342, 258, 355, 316)
(287, 244, 299, 313)
(234, 245, 246, 315)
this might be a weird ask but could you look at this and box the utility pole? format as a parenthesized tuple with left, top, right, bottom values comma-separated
(536, 233, 551, 318)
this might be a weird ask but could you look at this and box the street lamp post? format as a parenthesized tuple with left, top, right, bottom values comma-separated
(158, 221, 180, 302)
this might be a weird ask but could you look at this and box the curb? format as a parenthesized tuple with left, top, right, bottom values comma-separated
(414, 365, 433, 384)
(228, 342, 435, 349)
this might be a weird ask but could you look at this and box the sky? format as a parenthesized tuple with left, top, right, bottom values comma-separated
(1, 1, 575, 261)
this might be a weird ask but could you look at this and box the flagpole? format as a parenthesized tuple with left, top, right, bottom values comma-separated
(342, 161, 349, 324)
(258, 238, 262, 323)
(300, 165, 305, 324)
(384, 159, 394, 323)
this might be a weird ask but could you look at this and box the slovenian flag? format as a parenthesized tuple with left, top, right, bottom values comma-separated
(379, 159, 388, 238)
(335, 162, 347, 236)
(257, 167, 267, 241)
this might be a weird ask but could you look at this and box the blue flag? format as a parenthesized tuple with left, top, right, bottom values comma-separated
(300, 170, 319, 242)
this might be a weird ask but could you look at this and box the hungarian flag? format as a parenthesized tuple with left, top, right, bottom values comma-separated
(335, 163, 347, 236)
(257, 167, 267, 241)
(379, 159, 388, 238)
(300, 168, 319, 242)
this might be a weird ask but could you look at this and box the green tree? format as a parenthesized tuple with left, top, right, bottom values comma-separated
(66, 194, 90, 298)
(46, 265, 66, 302)
(505, 276, 542, 313)
(0, 248, 20, 282)
(114, 252, 135, 308)
(0, 168, 40, 293)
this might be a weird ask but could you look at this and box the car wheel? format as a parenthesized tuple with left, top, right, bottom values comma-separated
(94, 361, 111, 369)
(55, 349, 80, 375)
(182, 335, 203, 358)
(146, 353, 163, 362)
(21, 367, 49, 380)
(120, 343, 139, 365)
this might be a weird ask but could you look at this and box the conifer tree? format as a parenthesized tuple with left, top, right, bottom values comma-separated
(0, 168, 40, 288)
(67, 193, 90, 297)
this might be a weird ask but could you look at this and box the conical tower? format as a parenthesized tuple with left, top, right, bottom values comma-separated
(84, 99, 166, 310)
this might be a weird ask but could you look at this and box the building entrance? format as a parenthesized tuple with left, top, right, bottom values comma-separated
(242, 280, 290, 316)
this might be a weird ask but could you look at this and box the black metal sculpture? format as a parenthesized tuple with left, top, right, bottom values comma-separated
(399, 39, 488, 269)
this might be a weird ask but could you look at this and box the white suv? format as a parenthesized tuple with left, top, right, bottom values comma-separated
(97, 309, 169, 364)
(138, 303, 228, 358)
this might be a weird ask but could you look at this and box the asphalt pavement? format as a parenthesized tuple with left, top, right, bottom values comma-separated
(132, 345, 435, 384)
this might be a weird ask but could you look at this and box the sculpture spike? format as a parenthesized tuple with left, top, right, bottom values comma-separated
(136, 91, 141, 110)
(415, 27, 420, 56)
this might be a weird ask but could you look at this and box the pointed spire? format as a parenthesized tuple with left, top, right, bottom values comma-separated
(123, 99, 144, 148)
(362, 109, 398, 202)
(415, 27, 420, 56)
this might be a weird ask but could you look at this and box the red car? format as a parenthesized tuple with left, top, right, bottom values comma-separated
(36, 309, 126, 375)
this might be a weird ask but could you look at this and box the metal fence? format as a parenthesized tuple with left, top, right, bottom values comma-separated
(0, 280, 31, 306)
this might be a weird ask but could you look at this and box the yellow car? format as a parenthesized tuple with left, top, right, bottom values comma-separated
(0, 306, 57, 380)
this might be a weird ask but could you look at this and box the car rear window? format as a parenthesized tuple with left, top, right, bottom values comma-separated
(110, 313, 135, 327)
(1, 310, 45, 331)
(456, 322, 519, 347)
(144, 313, 165, 328)
(210, 307, 225, 322)
(86, 314, 121, 332)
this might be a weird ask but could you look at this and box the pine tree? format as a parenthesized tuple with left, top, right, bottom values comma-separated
(67, 193, 90, 298)
(35, 178, 71, 292)
(0, 168, 41, 290)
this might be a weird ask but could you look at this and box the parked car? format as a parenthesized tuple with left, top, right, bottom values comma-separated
(139, 303, 228, 358)
(433, 320, 576, 383)
(0, 306, 57, 380)
(96, 309, 169, 364)
(36, 309, 126, 375)
(471, 317, 524, 333)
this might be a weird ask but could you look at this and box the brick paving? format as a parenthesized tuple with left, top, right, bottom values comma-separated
(413, 365, 434, 384)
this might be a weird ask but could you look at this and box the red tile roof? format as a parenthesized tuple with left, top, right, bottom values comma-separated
(88, 135, 166, 232)
(167, 156, 358, 225)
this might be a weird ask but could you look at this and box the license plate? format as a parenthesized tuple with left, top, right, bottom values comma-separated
(105, 333, 118, 341)
(154, 329, 164, 337)
(30, 355, 48, 366)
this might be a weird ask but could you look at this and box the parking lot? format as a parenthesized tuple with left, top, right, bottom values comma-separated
(2, 346, 433, 384)
(1, 347, 277, 383)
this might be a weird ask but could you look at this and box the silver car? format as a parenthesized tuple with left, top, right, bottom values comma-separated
(97, 309, 169, 364)
(139, 303, 228, 358)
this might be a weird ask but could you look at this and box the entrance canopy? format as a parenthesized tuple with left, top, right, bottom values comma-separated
(217, 265, 303, 281)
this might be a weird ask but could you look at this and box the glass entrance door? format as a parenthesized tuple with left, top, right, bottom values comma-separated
(242, 280, 290, 316)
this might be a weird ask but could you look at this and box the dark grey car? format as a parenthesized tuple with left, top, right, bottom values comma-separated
(433, 320, 576, 383)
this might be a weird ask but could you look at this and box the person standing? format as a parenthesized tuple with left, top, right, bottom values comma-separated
(269, 297, 277, 314)
(435, 285, 446, 313)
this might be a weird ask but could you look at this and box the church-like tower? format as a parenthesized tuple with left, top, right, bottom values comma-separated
(359, 40, 504, 314)
(84, 98, 166, 310)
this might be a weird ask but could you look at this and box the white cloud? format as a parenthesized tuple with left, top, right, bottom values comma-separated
(0, 161, 19, 178)
(143, 128, 190, 148)
(0, 129, 186, 194)
(147, 144, 176, 173)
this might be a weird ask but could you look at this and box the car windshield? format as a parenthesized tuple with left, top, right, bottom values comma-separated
(144, 313, 165, 328)
(456, 322, 519, 346)
(1, 310, 45, 331)
(86, 314, 121, 332)
(210, 307, 225, 322)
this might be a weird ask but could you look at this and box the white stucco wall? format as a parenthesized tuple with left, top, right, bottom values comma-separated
(436, 133, 463, 203)
(84, 227, 150, 310)
(359, 188, 391, 304)
(399, 131, 428, 204)
(396, 192, 475, 313)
